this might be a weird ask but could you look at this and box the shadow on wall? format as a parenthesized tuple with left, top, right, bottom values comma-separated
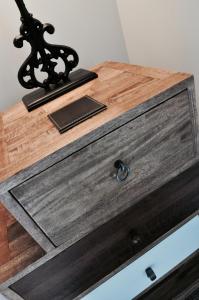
(0, 0, 128, 111)
(117, 0, 199, 111)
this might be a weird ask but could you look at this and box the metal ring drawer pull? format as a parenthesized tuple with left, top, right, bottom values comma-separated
(114, 160, 130, 182)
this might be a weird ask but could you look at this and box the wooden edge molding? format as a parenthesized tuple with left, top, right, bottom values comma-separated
(1, 288, 24, 300)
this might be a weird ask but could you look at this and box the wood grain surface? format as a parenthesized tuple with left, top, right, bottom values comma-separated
(0, 203, 45, 284)
(0, 62, 192, 186)
(10, 90, 195, 246)
(10, 161, 199, 300)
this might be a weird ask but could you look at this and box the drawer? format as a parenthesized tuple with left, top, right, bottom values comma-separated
(10, 90, 195, 246)
(81, 215, 199, 300)
(138, 251, 199, 300)
(10, 163, 199, 300)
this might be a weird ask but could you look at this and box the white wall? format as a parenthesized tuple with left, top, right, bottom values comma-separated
(117, 0, 199, 104)
(0, 0, 128, 111)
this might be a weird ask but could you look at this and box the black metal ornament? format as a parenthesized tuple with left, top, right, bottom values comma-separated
(14, 0, 98, 111)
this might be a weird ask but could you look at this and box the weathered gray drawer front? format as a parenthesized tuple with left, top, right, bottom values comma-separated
(10, 91, 195, 247)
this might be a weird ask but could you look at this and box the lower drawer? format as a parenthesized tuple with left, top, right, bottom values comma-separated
(81, 215, 199, 300)
(138, 251, 199, 300)
(10, 162, 199, 300)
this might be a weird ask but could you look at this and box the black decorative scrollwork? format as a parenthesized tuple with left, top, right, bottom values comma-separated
(14, 0, 79, 89)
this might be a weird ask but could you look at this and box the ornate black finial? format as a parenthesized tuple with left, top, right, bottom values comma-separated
(14, 0, 79, 90)
(13, 0, 98, 112)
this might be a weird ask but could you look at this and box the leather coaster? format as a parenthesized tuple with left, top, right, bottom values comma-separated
(48, 96, 107, 134)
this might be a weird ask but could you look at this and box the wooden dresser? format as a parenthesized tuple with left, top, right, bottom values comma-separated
(0, 61, 198, 300)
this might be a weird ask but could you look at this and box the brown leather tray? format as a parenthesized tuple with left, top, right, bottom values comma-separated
(48, 96, 107, 133)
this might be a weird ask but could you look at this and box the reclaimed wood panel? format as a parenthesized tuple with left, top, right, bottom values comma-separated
(0, 62, 192, 186)
(0, 203, 45, 284)
(10, 90, 195, 247)
(10, 162, 199, 300)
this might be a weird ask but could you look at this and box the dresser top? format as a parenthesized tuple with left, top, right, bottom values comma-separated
(0, 61, 191, 183)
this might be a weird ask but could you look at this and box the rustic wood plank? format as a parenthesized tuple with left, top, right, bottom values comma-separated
(103, 61, 175, 79)
(0, 113, 8, 176)
(137, 251, 199, 300)
(0, 62, 193, 190)
(0, 193, 55, 253)
(10, 90, 195, 246)
(9, 162, 199, 300)
(0, 203, 45, 284)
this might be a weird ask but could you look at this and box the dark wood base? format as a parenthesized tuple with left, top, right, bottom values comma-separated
(22, 69, 98, 112)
